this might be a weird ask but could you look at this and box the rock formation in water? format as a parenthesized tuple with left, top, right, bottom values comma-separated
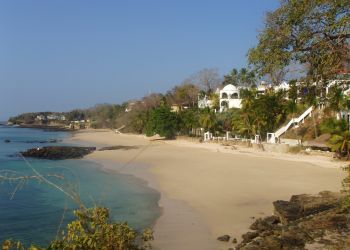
(21, 146, 96, 160)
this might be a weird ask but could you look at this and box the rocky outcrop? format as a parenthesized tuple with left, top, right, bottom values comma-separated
(273, 191, 344, 224)
(237, 192, 350, 250)
(21, 146, 96, 160)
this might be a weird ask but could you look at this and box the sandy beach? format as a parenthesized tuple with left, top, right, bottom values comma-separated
(69, 130, 346, 250)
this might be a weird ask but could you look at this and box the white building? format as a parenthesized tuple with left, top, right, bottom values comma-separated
(274, 81, 290, 92)
(219, 84, 242, 112)
(198, 95, 213, 109)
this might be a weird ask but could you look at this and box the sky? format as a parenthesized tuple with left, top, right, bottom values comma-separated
(0, 0, 280, 120)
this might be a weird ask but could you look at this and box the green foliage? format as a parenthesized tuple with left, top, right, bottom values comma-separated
(177, 109, 200, 135)
(328, 87, 347, 113)
(49, 207, 145, 250)
(2, 207, 152, 250)
(130, 111, 149, 134)
(320, 118, 347, 135)
(222, 68, 256, 87)
(320, 117, 350, 156)
(235, 89, 287, 138)
(198, 108, 216, 131)
(145, 106, 178, 139)
(248, 0, 350, 82)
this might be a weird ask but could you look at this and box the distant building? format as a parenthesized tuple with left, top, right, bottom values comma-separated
(198, 95, 213, 109)
(219, 84, 242, 112)
(36, 115, 46, 121)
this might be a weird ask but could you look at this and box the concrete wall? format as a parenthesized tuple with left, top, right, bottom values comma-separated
(262, 143, 290, 153)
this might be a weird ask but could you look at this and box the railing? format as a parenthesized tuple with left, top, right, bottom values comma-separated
(274, 106, 313, 138)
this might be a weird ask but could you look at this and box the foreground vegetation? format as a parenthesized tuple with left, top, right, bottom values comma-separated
(2, 207, 153, 250)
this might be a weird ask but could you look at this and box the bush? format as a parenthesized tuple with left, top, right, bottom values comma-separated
(145, 106, 178, 139)
(2, 207, 153, 250)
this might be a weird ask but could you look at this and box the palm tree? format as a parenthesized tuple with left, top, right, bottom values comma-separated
(199, 109, 216, 131)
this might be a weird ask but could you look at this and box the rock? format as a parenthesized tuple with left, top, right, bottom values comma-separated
(238, 191, 350, 249)
(21, 146, 96, 160)
(290, 191, 344, 217)
(232, 238, 237, 244)
(217, 234, 231, 242)
(4, 139, 10, 143)
(242, 231, 259, 243)
(273, 192, 346, 224)
(249, 215, 280, 231)
(280, 230, 307, 248)
(273, 200, 301, 224)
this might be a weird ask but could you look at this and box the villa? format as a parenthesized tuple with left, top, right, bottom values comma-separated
(219, 84, 242, 112)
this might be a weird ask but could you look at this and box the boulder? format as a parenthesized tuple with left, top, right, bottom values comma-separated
(290, 191, 344, 217)
(273, 200, 302, 224)
(273, 192, 345, 224)
(217, 234, 230, 242)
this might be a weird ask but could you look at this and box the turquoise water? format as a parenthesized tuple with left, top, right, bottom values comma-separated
(0, 125, 161, 246)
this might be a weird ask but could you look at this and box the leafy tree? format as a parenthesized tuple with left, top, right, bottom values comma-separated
(223, 68, 239, 86)
(238, 89, 288, 138)
(328, 86, 347, 115)
(198, 108, 216, 131)
(248, 0, 350, 83)
(223, 68, 257, 87)
(168, 83, 199, 108)
(178, 108, 200, 135)
(145, 106, 178, 139)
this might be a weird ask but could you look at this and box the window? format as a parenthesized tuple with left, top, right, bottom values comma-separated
(221, 92, 228, 98)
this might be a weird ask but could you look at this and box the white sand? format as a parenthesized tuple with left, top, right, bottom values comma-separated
(69, 130, 346, 250)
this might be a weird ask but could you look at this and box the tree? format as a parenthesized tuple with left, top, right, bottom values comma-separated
(223, 68, 257, 87)
(145, 106, 178, 139)
(222, 68, 239, 86)
(178, 108, 200, 135)
(193, 68, 221, 94)
(238, 89, 288, 138)
(248, 0, 350, 83)
(287, 79, 299, 114)
(328, 86, 346, 115)
(198, 108, 216, 131)
(168, 83, 199, 108)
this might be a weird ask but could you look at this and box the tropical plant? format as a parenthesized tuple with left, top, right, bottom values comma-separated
(198, 108, 216, 131)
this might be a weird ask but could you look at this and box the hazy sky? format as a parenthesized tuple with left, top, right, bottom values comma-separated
(0, 0, 279, 120)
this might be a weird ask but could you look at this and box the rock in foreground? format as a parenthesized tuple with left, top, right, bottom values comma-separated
(21, 146, 96, 160)
(237, 191, 350, 249)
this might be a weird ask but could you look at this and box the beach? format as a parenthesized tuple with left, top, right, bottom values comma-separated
(69, 130, 346, 250)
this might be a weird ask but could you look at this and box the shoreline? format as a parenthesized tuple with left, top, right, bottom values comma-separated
(69, 129, 346, 249)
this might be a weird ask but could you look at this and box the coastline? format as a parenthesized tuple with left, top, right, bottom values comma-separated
(69, 129, 346, 249)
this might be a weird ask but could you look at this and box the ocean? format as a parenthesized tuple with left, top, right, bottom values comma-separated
(0, 125, 161, 246)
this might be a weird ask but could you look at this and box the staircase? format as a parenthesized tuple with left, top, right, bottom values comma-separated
(274, 106, 313, 138)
